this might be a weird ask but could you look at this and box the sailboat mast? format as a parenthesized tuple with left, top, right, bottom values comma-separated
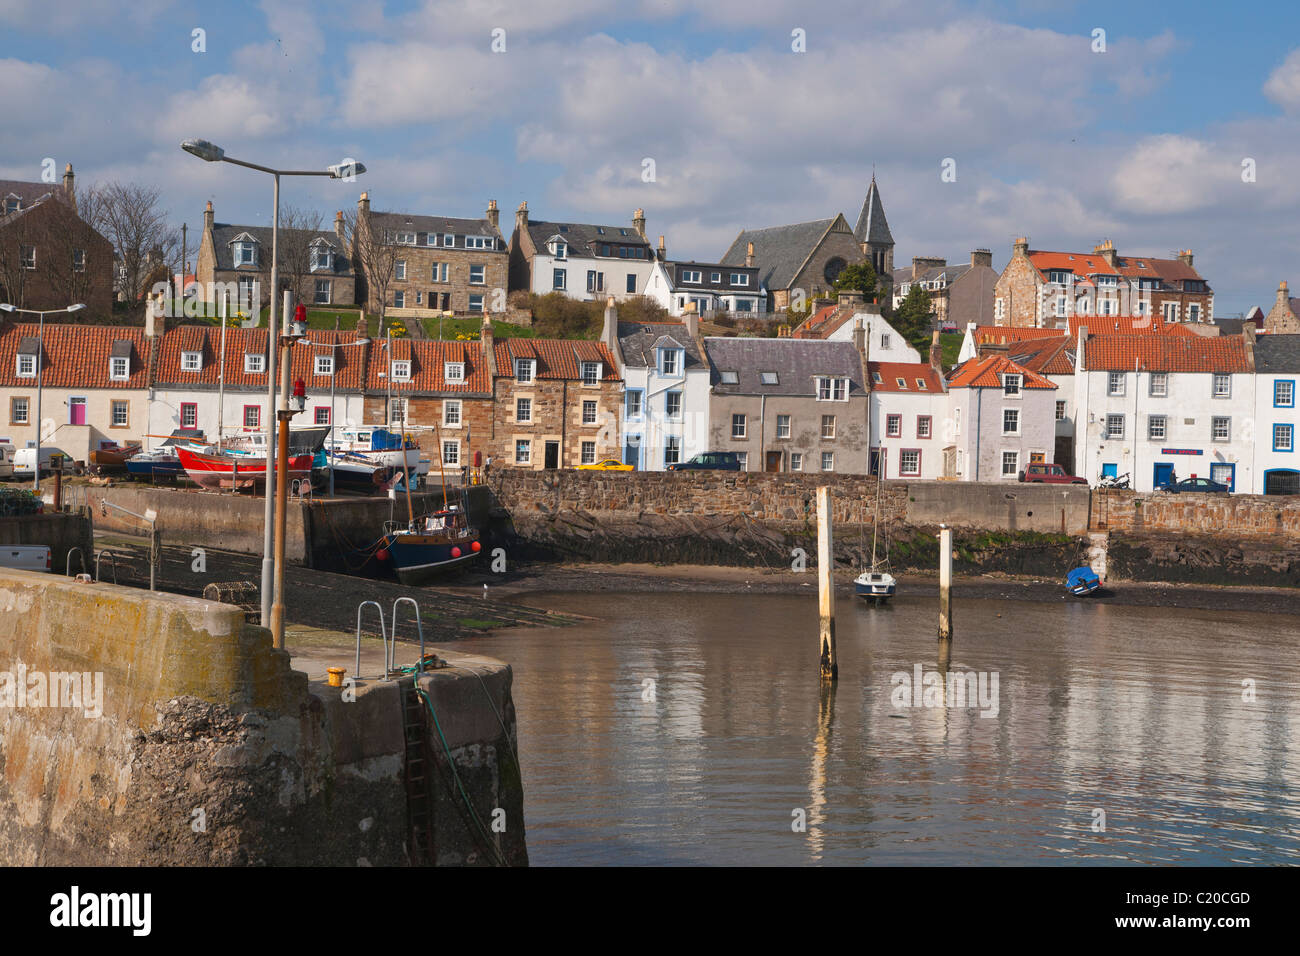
(217, 291, 227, 450)
(432, 417, 449, 511)
(871, 450, 884, 568)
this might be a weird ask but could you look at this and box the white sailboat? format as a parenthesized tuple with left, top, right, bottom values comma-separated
(855, 457, 897, 603)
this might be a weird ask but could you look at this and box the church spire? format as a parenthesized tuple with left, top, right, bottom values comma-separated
(854, 174, 893, 247)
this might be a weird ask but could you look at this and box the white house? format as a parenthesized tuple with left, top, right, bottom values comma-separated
(603, 300, 710, 469)
(510, 204, 659, 302)
(867, 361, 948, 479)
(797, 301, 921, 363)
(1072, 330, 1255, 492)
(945, 354, 1058, 481)
(1251, 332, 1299, 495)
(644, 254, 766, 317)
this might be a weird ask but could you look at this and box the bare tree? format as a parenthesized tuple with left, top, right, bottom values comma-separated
(82, 182, 178, 303)
(342, 206, 400, 328)
(40, 209, 103, 309)
(276, 205, 324, 308)
(0, 208, 37, 308)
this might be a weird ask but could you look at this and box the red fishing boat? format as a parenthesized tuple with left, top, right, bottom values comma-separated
(176, 446, 313, 491)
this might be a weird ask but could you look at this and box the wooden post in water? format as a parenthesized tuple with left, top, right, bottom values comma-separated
(938, 524, 953, 641)
(816, 486, 837, 681)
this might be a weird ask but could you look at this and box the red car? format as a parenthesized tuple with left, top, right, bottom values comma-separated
(1018, 463, 1087, 484)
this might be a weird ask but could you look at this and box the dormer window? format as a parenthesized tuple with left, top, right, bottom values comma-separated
(682, 270, 701, 284)
(581, 361, 601, 385)
(181, 351, 202, 371)
(465, 236, 491, 249)
(515, 358, 535, 383)
(659, 349, 680, 376)
(391, 360, 411, 381)
(729, 273, 749, 286)
(234, 241, 257, 267)
(16, 353, 36, 377)
(244, 353, 265, 373)
(552, 240, 568, 259)
(444, 362, 464, 382)
(310, 245, 333, 271)
(1003, 373, 1022, 395)
(4, 197, 18, 214)
(442, 234, 454, 247)
(109, 356, 129, 380)
(315, 355, 334, 376)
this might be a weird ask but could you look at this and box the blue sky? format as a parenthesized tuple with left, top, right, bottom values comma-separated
(4, 0, 1300, 314)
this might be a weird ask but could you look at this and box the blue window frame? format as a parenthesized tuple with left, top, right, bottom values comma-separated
(1274, 379, 1295, 408)
(1274, 423, 1295, 453)
(624, 389, 644, 421)
(1208, 461, 1236, 492)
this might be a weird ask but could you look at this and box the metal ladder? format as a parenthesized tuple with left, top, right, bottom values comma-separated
(402, 682, 437, 865)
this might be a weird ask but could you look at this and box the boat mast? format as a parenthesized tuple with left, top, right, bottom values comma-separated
(871, 450, 884, 569)
(432, 418, 449, 512)
(217, 291, 227, 450)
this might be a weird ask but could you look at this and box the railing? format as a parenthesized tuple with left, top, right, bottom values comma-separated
(392, 597, 424, 674)
(94, 549, 118, 584)
(64, 547, 86, 577)
(354, 601, 391, 681)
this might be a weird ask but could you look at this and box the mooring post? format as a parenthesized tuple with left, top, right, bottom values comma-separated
(938, 525, 953, 641)
(816, 485, 837, 681)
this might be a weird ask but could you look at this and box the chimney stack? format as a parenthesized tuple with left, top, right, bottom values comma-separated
(683, 302, 699, 339)
(481, 314, 497, 376)
(911, 256, 946, 280)
(971, 248, 993, 268)
(1093, 238, 1118, 268)
(62, 163, 75, 210)
(1013, 236, 1029, 258)
(632, 208, 646, 238)
(515, 200, 528, 234)
(745, 241, 755, 268)
(1179, 249, 1194, 268)
(204, 200, 214, 235)
(1278, 280, 1290, 310)
(334, 210, 345, 243)
(657, 235, 666, 260)
(601, 296, 620, 355)
(356, 315, 367, 338)
(486, 199, 499, 231)
(929, 330, 943, 372)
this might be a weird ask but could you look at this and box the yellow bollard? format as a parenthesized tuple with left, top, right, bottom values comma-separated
(327, 666, 345, 688)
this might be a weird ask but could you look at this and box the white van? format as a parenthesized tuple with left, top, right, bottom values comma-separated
(0, 545, 52, 573)
(0, 445, 14, 480)
(12, 447, 71, 479)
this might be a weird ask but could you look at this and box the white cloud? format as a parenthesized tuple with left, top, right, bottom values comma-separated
(1264, 47, 1300, 111)
(1110, 135, 1233, 215)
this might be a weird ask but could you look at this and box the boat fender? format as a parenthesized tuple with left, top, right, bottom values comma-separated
(451, 547, 461, 558)
(471, 540, 481, 552)
(376, 548, 389, 561)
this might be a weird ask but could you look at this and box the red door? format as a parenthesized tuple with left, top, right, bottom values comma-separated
(70, 398, 87, 425)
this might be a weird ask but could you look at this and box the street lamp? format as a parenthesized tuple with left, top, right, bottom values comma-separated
(181, 138, 365, 646)
(321, 335, 370, 497)
(0, 302, 86, 491)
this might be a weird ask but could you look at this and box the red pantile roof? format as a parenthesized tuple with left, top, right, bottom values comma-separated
(0, 322, 152, 389)
(1066, 315, 1196, 336)
(792, 304, 843, 339)
(1027, 250, 1204, 283)
(288, 330, 370, 390)
(1082, 333, 1250, 373)
(367, 338, 491, 394)
(1005, 336, 1075, 376)
(947, 354, 1056, 389)
(972, 326, 1066, 346)
(496, 339, 621, 381)
(155, 326, 270, 387)
(868, 361, 944, 393)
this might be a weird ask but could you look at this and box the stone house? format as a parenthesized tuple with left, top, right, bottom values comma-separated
(890, 250, 999, 328)
(508, 203, 657, 302)
(993, 238, 1213, 328)
(358, 194, 508, 317)
(703, 336, 870, 474)
(0, 318, 152, 463)
(720, 175, 896, 313)
(1252, 333, 1300, 495)
(604, 300, 711, 470)
(945, 354, 1058, 482)
(489, 331, 622, 469)
(1262, 281, 1300, 334)
(0, 166, 114, 316)
(1072, 330, 1255, 492)
(195, 200, 356, 311)
(362, 333, 493, 470)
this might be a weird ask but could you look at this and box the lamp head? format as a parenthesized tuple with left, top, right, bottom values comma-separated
(0, 303, 15, 313)
(328, 160, 366, 179)
(66, 304, 86, 313)
(181, 139, 226, 163)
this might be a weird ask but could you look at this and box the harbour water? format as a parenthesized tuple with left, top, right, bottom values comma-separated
(470, 589, 1300, 865)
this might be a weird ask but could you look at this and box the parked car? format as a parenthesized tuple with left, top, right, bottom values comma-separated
(12, 447, 73, 479)
(0, 444, 14, 480)
(1164, 477, 1230, 494)
(578, 458, 635, 471)
(667, 452, 742, 472)
(1018, 463, 1087, 484)
(0, 545, 52, 573)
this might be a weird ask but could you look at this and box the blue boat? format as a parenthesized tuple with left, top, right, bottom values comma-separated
(379, 504, 481, 585)
(1066, 566, 1102, 597)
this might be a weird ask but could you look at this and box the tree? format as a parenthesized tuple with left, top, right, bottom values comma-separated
(832, 261, 878, 301)
(342, 206, 401, 330)
(892, 284, 934, 352)
(80, 183, 178, 304)
(277, 205, 324, 308)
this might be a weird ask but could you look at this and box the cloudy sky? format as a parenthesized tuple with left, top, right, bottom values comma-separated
(3, 0, 1297, 313)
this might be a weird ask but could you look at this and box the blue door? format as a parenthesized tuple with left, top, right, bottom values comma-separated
(1153, 462, 1173, 489)
(1101, 462, 1118, 479)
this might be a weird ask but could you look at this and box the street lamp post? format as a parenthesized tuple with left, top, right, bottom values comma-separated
(325, 336, 370, 497)
(0, 302, 86, 491)
(181, 139, 364, 644)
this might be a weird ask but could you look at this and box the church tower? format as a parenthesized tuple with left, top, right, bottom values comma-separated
(853, 174, 895, 281)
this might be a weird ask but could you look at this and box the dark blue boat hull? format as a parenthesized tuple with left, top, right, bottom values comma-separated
(383, 535, 480, 585)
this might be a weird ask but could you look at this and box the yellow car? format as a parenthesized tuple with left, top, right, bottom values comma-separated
(578, 458, 635, 471)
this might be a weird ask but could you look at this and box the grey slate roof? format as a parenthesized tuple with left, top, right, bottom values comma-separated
(210, 223, 353, 275)
(525, 220, 650, 257)
(853, 177, 893, 247)
(669, 261, 759, 293)
(0, 180, 67, 209)
(616, 321, 705, 370)
(1255, 334, 1300, 373)
(900, 262, 973, 287)
(703, 337, 866, 396)
(371, 210, 505, 248)
(720, 218, 835, 290)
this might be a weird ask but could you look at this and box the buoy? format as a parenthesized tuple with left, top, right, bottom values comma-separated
(471, 540, 481, 552)
(451, 547, 461, 558)
(376, 548, 389, 561)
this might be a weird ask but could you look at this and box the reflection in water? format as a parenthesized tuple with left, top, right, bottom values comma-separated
(468, 590, 1300, 866)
